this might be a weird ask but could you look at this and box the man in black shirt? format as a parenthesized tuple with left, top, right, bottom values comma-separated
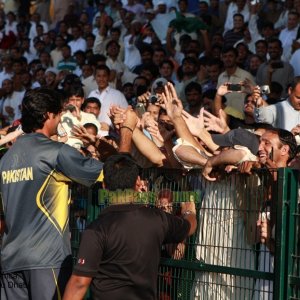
(63, 154, 197, 300)
(0, 88, 133, 300)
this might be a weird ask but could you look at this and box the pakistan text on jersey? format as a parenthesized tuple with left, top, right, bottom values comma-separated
(2, 167, 34, 184)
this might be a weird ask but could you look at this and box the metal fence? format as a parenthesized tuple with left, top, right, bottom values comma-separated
(69, 168, 300, 300)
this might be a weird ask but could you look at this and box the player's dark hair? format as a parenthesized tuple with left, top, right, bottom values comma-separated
(21, 88, 63, 133)
(103, 154, 139, 191)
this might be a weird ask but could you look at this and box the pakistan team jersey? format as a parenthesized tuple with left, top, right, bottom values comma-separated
(0, 133, 103, 272)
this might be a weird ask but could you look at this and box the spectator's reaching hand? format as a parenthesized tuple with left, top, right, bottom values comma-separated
(182, 108, 205, 137)
(147, 119, 175, 145)
(109, 105, 127, 130)
(216, 83, 231, 97)
(252, 86, 265, 107)
(162, 82, 183, 121)
(122, 107, 138, 131)
(203, 109, 229, 133)
(142, 112, 155, 129)
(202, 159, 217, 181)
(71, 125, 96, 146)
(180, 201, 196, 214)
(291, 124, 300, 136)
(137, 91, 151, 106)
(238, 160, 260, 174)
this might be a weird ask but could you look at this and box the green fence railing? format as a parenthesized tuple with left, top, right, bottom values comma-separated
(69, 168, 300, 300)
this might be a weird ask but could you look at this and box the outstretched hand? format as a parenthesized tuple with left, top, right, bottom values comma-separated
(182, 108, 205, 137)
(203, 109, 229, 133)
(161, 82, 183, 120)
(109, 105, 127, 130)
(71, 125, 97, 146)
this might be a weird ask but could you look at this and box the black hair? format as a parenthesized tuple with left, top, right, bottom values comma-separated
(159, 59, 175, 69)
(88, 54, 106, 66)
(106, 40, 120, 50)
(83, 123, 98, 133)
(221, 46, 238, 57)
(82, 97, 101, 110)
(255, 39, 268, 48)
(67, 86, 84, 98)
(202, 88, 217, 100)
(103, 154, 140, 191)
(267, 38, 282, 49)
(207, 58, 223, 68)
(233, 13, 244, 20)
(21, 88, 63, 133)
(185, 81, 202, 94)
(95, 64, 110, 76)
(268, 128, 297, 161)
(289, 76, 300, 90)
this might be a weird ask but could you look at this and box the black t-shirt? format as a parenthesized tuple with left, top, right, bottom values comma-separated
(0, 133, 103, 272)
(73, 204, 190, 300)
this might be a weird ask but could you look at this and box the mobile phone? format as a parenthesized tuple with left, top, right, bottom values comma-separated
(135, 103, 146, 118)
(228, 84, 242, 91)
(271, 61, 284, 69)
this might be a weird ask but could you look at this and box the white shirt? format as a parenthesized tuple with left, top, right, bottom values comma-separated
(82, 75, 98, 98)
(29, 21, 48, 41)
(88, 86, 128, 126)
(4, 21, 17, 36)
(254, 99, 300, 131)
(279, 26, 299, 61)
(2, 91, 25, 124)
(123, 34, 142, 70)
(224, 2, 250, 34)
(0, 70, 13, 87)
(61, 110, 101, 149)
(68, 37, 87, 55)
(290, 49, 300, 76)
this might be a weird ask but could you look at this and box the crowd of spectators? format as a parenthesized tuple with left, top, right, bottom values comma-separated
(0, 0, 300, 298)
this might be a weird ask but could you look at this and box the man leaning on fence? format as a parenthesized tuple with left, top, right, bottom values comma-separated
(63, 87, 197, 300)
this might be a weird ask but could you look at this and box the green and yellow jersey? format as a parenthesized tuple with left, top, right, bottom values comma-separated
(0, 133, 103, 272)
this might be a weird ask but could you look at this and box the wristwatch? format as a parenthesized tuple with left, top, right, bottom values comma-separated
(182, 210, 196, 216)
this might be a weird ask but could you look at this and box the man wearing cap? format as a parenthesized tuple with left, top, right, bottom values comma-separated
(45, 67, 59, 89)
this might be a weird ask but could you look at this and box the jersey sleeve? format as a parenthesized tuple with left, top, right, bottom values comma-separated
(163, 213, 191, 244)
(73, 227, 104, 277)
(56, 144, 103, 187)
